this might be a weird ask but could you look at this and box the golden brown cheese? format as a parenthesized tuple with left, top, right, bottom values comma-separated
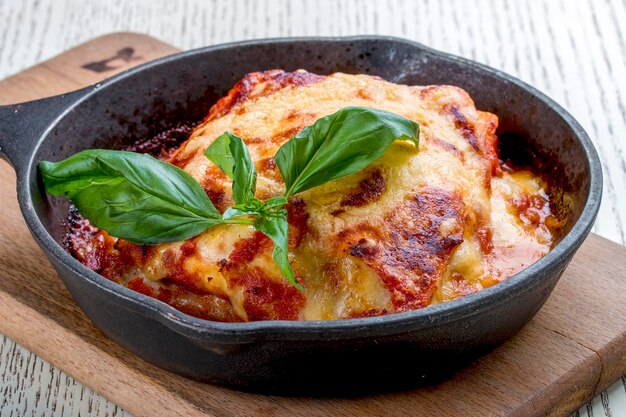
(67, 70, 559, 322)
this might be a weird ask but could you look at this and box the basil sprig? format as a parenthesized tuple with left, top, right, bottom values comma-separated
(204, 133, 301, 288)
(40, 107, 419, 288)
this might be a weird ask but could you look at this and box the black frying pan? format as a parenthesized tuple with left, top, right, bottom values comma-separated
(0, 36, 602, 394)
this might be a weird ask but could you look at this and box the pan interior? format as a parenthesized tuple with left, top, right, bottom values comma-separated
(30, 38, 590, 273)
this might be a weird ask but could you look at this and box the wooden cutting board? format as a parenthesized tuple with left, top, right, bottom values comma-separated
(0, 33, 624, 417)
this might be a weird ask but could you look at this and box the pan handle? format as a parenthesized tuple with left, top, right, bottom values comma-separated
(0, 87, 92, 173)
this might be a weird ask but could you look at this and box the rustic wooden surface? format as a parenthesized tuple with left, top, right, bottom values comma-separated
(0, 1, 625, 416)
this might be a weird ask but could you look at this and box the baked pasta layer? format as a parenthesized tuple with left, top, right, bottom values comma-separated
(67, 70, 559, 321)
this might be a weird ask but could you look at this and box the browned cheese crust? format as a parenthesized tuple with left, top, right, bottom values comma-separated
(67, 70, 559, 321)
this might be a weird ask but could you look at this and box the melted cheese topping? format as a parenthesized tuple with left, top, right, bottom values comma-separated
(67, 70, 560, 322)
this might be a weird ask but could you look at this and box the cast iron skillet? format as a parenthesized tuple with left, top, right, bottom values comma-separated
(0, 36, 602, 394)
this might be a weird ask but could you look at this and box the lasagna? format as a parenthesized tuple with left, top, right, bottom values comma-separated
(66, 70, 560, 322)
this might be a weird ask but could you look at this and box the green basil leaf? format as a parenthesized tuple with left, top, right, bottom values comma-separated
(254, 210, 302, 290)
(263, 195, 288, 210)
(275, 106, 419, 197)
(222, 206, 258, 221)
(203, 132, 235, 178)
(205, 132, 257, 205)
(39, 149, 222, 244)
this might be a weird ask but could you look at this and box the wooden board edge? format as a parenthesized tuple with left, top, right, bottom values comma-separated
(0, 291, 212, 417)
(0, 31, 179, 104)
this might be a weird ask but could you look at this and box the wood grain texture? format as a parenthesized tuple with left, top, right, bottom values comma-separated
(0, 0, 624, 416)
(0, 33, 178, 103)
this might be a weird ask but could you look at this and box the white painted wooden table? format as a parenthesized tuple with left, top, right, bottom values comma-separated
(0, 0, 625, 415)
